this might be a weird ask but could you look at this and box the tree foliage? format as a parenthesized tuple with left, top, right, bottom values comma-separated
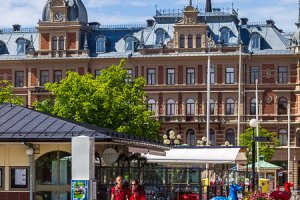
(35, 59, 161, 140)
(240, 126, 280, 163)
(0, 80, 24, 105)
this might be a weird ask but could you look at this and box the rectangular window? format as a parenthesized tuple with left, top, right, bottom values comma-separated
(206, 66, 215, 84)
(186, 68, 195, 85)
(147, 69, 156, 85)
(95, 70, 101, 78)
(167, 68, 175, 85)
(15, 71, 24, 87)
(250, 66, 259, 84)
(54, 70, 62, 83)
(226, 67, 235, 84)
(10, 167, 28, 189)
(40, 70, 49, 86)
(126, 69, 132, 84)
(278, 66, 288, 84)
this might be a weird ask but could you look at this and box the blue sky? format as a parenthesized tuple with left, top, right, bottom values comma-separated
(0, 0, 298, 32)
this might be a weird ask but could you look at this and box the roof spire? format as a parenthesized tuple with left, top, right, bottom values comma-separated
(189, 0, 192, 6)
(205, 0, 212, 12)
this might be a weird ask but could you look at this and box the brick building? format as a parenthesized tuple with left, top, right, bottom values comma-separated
(0, 0, 300, 191)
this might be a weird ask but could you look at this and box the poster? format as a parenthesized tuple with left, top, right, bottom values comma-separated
(71, 180, 89, 200)
(15, 168, 27, 186)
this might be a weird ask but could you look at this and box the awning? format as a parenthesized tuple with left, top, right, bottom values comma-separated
(144, 147, 247, 164)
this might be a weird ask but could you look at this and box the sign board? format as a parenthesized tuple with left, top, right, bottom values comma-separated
(102, 148, 119, 164)
(255, 136, 271, 142)
(72, 180, 89, 200)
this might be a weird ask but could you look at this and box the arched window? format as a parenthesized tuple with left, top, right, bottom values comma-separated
(186, 129, 195, 146)
(17, 38, 26, 55)
(155, 29, 165, 44)
(196, 34, 201, 48)
(125, 36, 133, 52)
(52, 36, 57, 50)
(96, 36, 106, 53)
(226, 129, 235, 145)
(0, 41, 7, 55)
(220, 27, 230, 44)
(59, 36, 64, 50)
(180, 34, 185, 48)
(278, 129, 287, 146)
(148, 99, 156, 112)
(210, 99, 215, 115)
(186, 99, 195, 115)
(166, 99, 175, 115)
(251, 33, 260, 50)
(188, 34, 193, 48)
(250, 98, 256, 115)
(226, 98, 235, 115)
(278, 97, 287, 115)
(35, 151, 71, 198)
(210, 129, 216, 145)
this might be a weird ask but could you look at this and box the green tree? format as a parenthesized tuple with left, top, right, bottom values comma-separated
(0, 80, 24, 105)
(240, 126, 280, 163)
(35, 59, 161, 140)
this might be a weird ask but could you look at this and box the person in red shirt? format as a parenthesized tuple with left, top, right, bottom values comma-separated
(129, 179, 146, 200)
(111, 176, 129, 200)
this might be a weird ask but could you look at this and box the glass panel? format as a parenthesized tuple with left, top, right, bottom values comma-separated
(59, 152, 71, 185)
(36, 152, 58, 185)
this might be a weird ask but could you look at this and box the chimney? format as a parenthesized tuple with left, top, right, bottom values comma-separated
(88, 22, 100, 31)
(13, 24, 21, 32)
(241, 18, 248, 25)
(266, 19, 275, 26)
(205, 0, 212, 12)
(146, 19, 154, 27)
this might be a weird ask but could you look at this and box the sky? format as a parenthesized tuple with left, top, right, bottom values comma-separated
(0, 0, 298, 33)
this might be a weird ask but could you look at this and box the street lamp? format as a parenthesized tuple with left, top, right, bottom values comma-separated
(249, 119, 258, 192)
(163, 130, 181, 146)
(26, 148, 34, 200)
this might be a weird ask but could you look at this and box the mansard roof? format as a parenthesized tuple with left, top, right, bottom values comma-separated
(0, 2, 294, 58)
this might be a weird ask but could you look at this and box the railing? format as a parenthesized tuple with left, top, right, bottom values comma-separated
(99, 24, 146, 30)
(0, 27, 37, 33)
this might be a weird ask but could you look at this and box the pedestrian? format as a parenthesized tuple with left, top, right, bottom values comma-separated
(111, 176, 129, 200)
(129, 179, 146, 200)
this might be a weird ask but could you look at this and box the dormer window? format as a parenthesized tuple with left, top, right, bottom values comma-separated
(155, 29, 165, 44)
(96, 36, 106, 53)
(0, 41, 6, 55)
(16, 38, 29, 55)
(125, 36, 133, 52)
(220, 27, 230, 44)
(251, 33, 261, 50)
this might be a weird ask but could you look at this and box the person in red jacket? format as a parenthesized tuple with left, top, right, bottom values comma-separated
(129, 179, 145, 200)
(111, 176, 129, 200)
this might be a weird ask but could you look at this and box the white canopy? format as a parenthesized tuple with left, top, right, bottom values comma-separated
(144, 147, 247, 164)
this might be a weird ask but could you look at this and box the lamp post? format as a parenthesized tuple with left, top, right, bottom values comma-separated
(249, 119, 258, 192)
(163, 130, 181, 147)
(26, 148, 34, 200)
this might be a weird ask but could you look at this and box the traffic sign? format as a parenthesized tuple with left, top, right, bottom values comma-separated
(255, 136, 271, 142)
